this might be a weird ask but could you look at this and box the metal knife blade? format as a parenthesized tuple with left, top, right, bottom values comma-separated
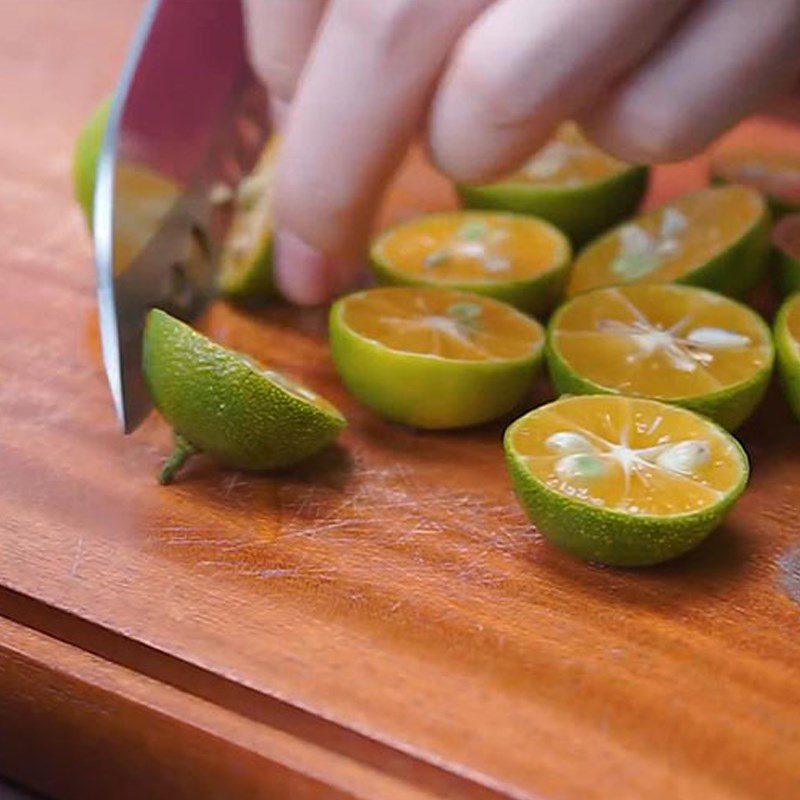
(94, 0, 269, 433)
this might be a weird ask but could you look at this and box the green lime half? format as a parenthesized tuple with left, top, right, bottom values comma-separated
(546, 284, 773, 430)
(217, 139, 279, 301)
(73, 96, 111, 230)
(143, 309, 346, 483)
(330, 286, 544, 429)
(774, 292, 800, 421)
(457, 122, 649, 245)
(370, 211, 571, 317)
(711, 148, 800, 216)
(567, 185, 770, 298)
(504, 394, 749, 566)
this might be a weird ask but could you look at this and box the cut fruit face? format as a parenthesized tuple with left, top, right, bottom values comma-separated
(505, 395, 749, 565)
(711, 149, 800, 212)
(774, 293, 800, 421)
(547, 284, 773, 428)
(330, 287, 544, 429)
(142, 309, 346, 483)
(217, 138, 279, 299)
(508, 395, 744, 516)
(339, 285, 542, 361)
(457, 123, 649, 246)
(567, 185, 768, 298)
(511, 122, 632, 187)
(371, 211, 571, 316)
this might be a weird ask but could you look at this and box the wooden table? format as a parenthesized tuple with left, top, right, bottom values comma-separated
(1, 3, 799, 798)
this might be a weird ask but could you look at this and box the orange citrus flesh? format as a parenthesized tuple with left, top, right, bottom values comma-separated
(508, 395, 743, 516)
(374, 212, 568, 285)
(113, 164, 182, 275)
(568, 186, 764, 296)
(511, 122, 630, 186)
(551, 285, 772, 398)
(712, 149, 800, 207)
(339, 286, 541, 361)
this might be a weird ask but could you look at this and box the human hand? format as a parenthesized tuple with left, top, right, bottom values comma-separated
(245, 0, 800, 304)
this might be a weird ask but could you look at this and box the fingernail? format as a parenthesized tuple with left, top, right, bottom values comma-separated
(275, 229, 335, 305)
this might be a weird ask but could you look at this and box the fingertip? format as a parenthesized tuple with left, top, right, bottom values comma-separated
(274, 228, 336, 305)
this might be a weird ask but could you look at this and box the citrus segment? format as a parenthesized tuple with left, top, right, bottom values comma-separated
(217, 138, 279, 300)
(547, 284, 773, 429)
(774, 293, 800, 420)
(567, 185, 770, 298)
(142, 309, 346, 483)
(505, 395, 749, 566)
(457, 122, 649, 244)
(330, 286, 544, 428)
(371, 211, 571, 316)
(711, 149, 800, 215)
(773, 212, 800, 296)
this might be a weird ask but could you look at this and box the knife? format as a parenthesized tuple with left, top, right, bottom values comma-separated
(94, 0, 269, 433)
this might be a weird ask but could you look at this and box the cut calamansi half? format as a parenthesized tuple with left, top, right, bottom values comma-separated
(370, 211, 572, 317)
(143, 309, 346, 484)
(711, 148, 800, 216)
(774, 292, 800, 421)
(329, 286, 544, 429)
(547, 284, 773, 429)
(217, 138, 279, 300)
(457, 122, 649, 245)
(567, 185, 770, 298)
(504, 394, 749, 566)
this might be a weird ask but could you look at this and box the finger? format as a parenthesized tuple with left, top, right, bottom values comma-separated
(243, 0, 327, 102)
(428, 0, 692, 183)
(581, 0, 800, 163)
(274, 0, 488, 304)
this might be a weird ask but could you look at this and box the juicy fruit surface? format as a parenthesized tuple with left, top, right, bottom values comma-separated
(373, 212, 570, 286)
(509, 122, 633, 186)
(218, 139, 278, 298)
(338, 286, 542, 361)
(775, 293, 800, 419)
(143, 309, 345, 473)
(549, 284, 773, 402)
(712, 149, 800, 210)
(507, 395, 745, 517)
(568, 185, 766, 296)
(330, 287, 544, 429)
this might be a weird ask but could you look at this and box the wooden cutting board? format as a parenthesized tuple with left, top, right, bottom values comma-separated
(1, 3, 799, 799)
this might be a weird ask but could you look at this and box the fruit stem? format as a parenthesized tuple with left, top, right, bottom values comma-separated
(159, 434, 198, 485)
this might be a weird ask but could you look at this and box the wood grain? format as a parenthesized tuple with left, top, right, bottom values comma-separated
(1, 2, 800, 799)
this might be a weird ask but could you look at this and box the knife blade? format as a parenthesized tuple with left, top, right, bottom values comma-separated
(94, 0, 269, 433)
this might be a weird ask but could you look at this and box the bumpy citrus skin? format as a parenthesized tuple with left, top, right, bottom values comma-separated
(504, 400, 749, 567)
(458, 166, 649, 246)
(546, 292, 774, 431)
(329, 293, 544, 429)
(775, 295, 800, 420)
(73, 96, 112, 230)
(143, 309, 346, 471)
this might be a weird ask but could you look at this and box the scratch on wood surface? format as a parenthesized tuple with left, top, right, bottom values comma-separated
(70, 535, 84, 578)
(778, 547, 800, 607)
